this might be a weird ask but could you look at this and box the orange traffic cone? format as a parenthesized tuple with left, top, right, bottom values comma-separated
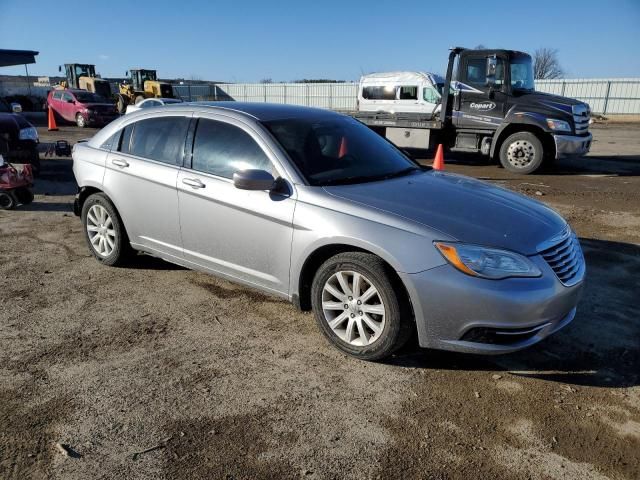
(432, 144, 444, 170)
(47, 106, 58, 131)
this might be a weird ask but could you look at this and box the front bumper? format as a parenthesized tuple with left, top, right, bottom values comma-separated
(554, 133, 592, 159)
(399, 255, 584, 354)
(85, 113, 119, 126)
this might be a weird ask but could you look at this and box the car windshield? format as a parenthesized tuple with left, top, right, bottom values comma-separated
(511, 56, 535, 91)
(74, 92, 107, 103)
(263, 116, 422, 186)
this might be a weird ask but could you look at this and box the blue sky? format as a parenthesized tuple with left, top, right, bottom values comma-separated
(1, 0, 639, 81)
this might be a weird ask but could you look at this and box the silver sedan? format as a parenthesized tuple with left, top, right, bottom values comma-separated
(72, 102, 585, 361)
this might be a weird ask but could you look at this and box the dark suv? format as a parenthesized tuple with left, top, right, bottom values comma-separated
(0, 98, 40, 174)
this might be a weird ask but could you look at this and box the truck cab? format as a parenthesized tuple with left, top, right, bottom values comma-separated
(445, 48, 592, 173)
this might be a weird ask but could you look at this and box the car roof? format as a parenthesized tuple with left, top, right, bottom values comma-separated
(178, 101, 342, 122)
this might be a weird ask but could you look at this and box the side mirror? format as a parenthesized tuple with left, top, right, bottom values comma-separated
(233, 169, 275, 191)
(58, 65, 62, 73)
(10, 102, 22, 113)
(486, 56, 497, 87)
(67, 98, 75, 104)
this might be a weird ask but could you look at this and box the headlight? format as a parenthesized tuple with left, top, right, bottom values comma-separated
(434, 242, 541, 279)
(19, 126, 39, 141)
(546, 119, 572, 132)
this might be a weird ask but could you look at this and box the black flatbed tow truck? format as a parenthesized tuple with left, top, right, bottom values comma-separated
(351, 47, 592, 174)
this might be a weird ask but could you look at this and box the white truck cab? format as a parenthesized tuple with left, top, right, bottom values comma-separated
(357, 71, 444, 118)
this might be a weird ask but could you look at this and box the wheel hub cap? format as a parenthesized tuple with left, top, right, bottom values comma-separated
(507, 140, 535, 168)
(322, 270, 386, 347)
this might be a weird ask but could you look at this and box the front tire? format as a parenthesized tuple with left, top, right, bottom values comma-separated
(81, 193, 132, 266)
(311, 252, 412, 361)
(76, 113, 86, 128)
(499, 131, 544, 174)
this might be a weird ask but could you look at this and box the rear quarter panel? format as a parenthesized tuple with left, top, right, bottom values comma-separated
(72, 143, 108, 190)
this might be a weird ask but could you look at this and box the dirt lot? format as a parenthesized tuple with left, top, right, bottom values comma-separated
(1, 120, 639, 479)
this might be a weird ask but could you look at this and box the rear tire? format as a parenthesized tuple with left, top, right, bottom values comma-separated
(81, 193, 133, 266)
(499, 131, 544, 174)
(311, 252, 413, 361)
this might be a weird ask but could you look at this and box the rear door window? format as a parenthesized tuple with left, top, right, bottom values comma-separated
(124, 116, 190, 165)
(191, 118, 272, 179)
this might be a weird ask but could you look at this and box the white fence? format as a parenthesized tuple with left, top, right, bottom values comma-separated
(3, 77, 639, 115)
(174, 78, 640, 115)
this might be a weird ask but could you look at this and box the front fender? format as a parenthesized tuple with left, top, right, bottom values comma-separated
(489, 110, 554, 158)
(288, 197, 450, 299)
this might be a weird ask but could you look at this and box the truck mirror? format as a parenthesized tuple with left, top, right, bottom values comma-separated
(486, 56, 497, 77)
(58, 65, 62, 72)
(486, 56, 497, 87)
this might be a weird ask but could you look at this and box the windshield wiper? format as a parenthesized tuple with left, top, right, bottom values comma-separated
(380, 166, 421, 180)
(320, 167, 421, 186)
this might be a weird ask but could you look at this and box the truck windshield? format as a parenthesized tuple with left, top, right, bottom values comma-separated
(263, 116, 421, 186)
(511, 57, 535, 91)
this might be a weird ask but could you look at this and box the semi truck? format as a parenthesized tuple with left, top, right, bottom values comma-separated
(352, 47, 592, 174)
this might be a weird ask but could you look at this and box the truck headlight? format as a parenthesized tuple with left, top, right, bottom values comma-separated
(434, 242, 542, 279)
(19, 126, 39, 141)
(546, 119, 572, 132)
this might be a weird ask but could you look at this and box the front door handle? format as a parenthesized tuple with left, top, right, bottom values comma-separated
(112, 158, 129, 168)
(182, 178, 205, 189)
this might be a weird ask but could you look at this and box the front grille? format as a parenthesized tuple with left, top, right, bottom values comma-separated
(573, 104, 590, 135)
(539, 231, 585, 286)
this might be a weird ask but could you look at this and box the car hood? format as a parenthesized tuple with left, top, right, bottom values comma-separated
(517, 91, 587, 114)
(323, 170, 567, 255)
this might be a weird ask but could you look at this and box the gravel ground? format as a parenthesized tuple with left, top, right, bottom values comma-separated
(1, 121, 639, 479)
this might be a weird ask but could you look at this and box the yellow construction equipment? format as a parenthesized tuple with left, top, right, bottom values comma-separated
(116, 69, 174, 113)
(56, 64, 112, 100)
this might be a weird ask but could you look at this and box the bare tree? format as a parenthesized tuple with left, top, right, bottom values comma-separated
(260, 78, 273, 84)
(533, 48, 564, 79)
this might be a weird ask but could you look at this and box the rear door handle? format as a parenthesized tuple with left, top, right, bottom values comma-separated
(182, 178, 205, 189)
(112, 158, 129, 168)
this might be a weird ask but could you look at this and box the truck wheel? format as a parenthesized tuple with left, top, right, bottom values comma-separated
(135, 95, 145, 105)
(499, 132, 544, 174)
(0, 191, 16, 210)
(116, 94, 128, 114)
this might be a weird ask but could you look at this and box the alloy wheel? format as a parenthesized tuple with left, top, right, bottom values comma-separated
(322, 270, 386, 346)
(86, 204, 116, 257)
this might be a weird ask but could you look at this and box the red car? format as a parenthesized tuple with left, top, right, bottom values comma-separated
(47, 89, 118, 128)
